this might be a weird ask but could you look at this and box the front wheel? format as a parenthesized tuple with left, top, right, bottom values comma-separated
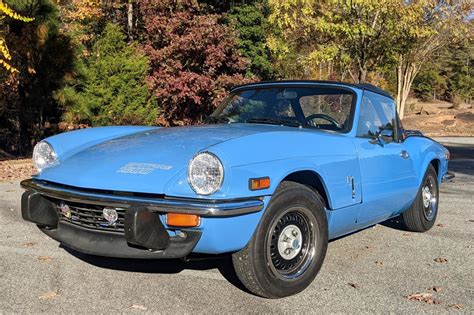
(232, 181, 328, 298)
(402, 164, 439, 232)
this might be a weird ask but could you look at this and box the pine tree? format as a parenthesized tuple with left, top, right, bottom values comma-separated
(61, 23, 157, 126)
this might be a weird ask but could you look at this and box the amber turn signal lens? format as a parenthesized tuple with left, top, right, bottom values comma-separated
(166, 213, 200, 227)
(249, 177, 270, 191)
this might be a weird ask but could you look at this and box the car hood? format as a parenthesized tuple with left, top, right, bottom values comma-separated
(37, 124, 283, 193)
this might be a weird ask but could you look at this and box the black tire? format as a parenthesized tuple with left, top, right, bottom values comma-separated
(232, 181, 328, 298)
(402, 165, 439, 232)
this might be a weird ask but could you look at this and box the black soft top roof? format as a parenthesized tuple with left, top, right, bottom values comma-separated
(231, 80, 393, 99)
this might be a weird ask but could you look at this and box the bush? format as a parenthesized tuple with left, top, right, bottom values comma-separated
(140, 0, 251, 126)
(60, 23, 157, 126)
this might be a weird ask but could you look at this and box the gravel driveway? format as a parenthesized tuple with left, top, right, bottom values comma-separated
(0, 140, 472, 313)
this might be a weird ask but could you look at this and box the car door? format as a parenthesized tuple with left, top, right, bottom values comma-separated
(353, 91, 418, 224)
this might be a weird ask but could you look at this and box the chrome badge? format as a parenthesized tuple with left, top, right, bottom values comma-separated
(117, 162, 173, 175)
(59, 202, 71, 218)
(102, 207, 118, 226)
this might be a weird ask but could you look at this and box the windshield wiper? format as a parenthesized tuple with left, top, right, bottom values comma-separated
(246, 118, 301, 128)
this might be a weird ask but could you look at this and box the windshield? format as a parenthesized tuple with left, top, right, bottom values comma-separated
(209, 87, 355, 132)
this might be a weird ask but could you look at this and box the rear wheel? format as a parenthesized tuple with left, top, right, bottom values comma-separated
(402, 165, 439, 232)
(232, 181, 328, 298)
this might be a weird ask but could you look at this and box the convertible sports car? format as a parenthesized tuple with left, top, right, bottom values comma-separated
(21, 81, 454, 298)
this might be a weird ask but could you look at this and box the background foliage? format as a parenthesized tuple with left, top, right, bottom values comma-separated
(0, 0, 472, 155)
(58, 23, 156, 125)
(140, 0, 250, 125)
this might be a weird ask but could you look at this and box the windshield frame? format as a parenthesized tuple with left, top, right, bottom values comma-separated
(210, 84, 358, 134)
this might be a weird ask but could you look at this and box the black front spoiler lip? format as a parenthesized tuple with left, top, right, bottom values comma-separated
(21, 179, 265, 217)
(21, 189, 202, 259)
(40, 221, 202, 259)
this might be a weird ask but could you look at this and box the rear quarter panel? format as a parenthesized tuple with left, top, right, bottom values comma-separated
(402, 136, 448, 185)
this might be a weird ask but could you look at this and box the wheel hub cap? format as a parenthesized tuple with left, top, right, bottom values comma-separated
(277, 225, 302, 260)
(422, 186, 433, 208)
(422, 177, 437, 220)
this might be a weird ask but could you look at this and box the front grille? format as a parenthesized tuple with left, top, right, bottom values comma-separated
(53, 200, 126, 233)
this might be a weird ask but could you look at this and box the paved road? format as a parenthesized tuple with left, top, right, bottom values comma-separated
(0, 141, 473, 313)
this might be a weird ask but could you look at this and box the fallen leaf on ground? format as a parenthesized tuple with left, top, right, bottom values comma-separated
(0, 159, 36, 182)
(129, 304, 147, 310)
(23, 242, 37, 247)
(436, 223, 446, 227)
(38, 256, 53, 261)
(434, 257, 448, 263)
(451, 304, 464, 310)
(402, 233, 411, 236)
(407, 292, 442, 304)
(348, 282, 360, 289)
(427, 286, 443, 293)
(39, 290, 59, 300)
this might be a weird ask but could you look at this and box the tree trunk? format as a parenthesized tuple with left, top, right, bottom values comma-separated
(127, 0, 133, 40)
(396, 55, 421, 120)
(358, 67, 367, 83)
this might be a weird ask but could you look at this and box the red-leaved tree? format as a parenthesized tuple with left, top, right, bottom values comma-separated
(140, 0, 251, 126)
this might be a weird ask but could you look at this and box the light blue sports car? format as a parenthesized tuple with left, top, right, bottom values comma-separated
(21, 81, 453, 298)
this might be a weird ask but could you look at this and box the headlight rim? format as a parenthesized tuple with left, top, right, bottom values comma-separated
(187, 151, 224, 196)
(32, 141, 59, 172)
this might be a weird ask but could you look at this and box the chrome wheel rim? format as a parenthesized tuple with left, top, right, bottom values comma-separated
(422, 176, 437, 221)
(267, 207, 317, 281)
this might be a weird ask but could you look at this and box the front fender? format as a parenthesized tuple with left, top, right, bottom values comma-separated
(191, 155, 361, 254)
(165, 154, 361, 211)
(229, 155, 361, 210)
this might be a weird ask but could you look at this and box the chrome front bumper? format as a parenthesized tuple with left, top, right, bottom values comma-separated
(20, 179, 265, 258)
(20, 179, 265, 217)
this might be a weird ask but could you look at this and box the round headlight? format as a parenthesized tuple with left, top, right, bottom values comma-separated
(33, 141, 58, 172)
(188, 152, 224, 195)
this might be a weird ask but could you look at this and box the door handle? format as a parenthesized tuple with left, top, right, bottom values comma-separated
(400, 150, 409, 159)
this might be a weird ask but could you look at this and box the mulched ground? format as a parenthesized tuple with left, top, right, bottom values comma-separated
(0, 159, 36, 182)
(403, 101, 474, 137)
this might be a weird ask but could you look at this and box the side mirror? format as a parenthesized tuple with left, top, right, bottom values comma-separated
(370, 129, 393, 145)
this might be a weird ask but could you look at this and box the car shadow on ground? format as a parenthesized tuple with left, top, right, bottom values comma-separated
(379, 216, 410, 232)
(62, 246, 250, 292)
